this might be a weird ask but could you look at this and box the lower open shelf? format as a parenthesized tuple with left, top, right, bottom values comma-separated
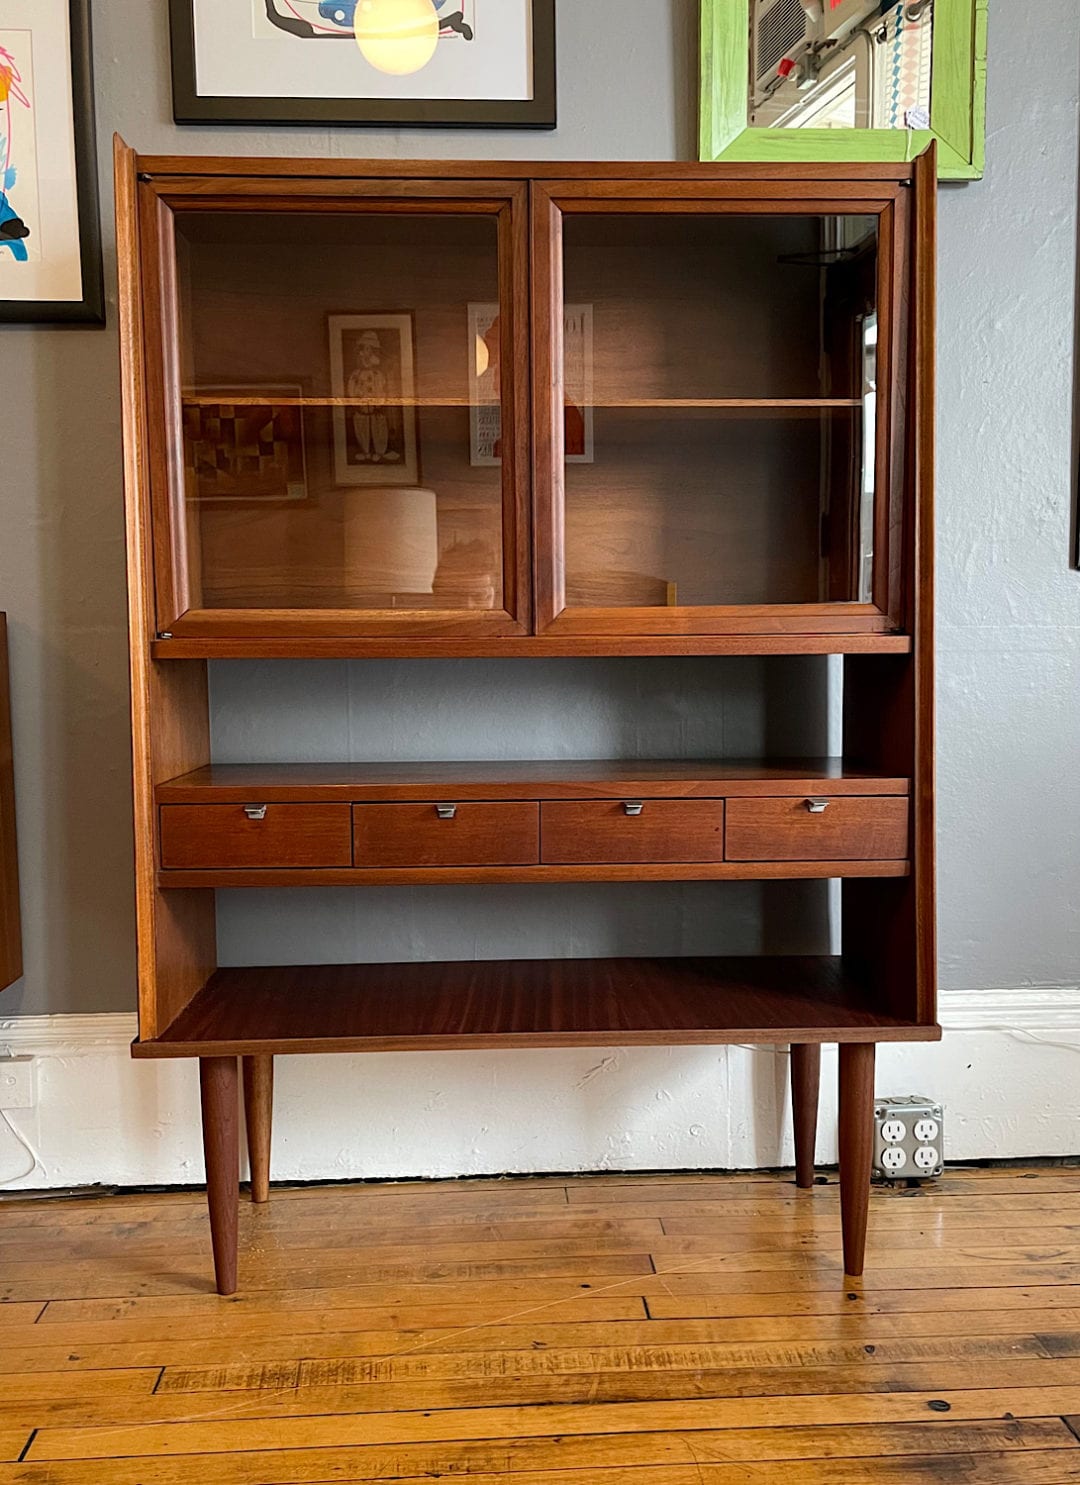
(133, 956, 940, 1058)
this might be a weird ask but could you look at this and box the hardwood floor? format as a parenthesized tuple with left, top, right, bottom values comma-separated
(3, 1167, 1080, 1480)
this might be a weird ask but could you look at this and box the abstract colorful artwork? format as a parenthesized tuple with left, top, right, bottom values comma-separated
(260, 0, 476, 45)
(0, 34, 37, 262)
(170, 0, 555, 127)
(0, 0, 102, 323)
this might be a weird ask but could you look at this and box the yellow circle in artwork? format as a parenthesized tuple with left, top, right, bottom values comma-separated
(354, 0, 440, 76)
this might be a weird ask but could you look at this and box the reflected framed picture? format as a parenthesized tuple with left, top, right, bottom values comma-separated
(183, 386, 309, 504)
(469, 301, 593, 466)
(0, 0, 103, 323)
(329, 313, 420, 487)
(169, 0, 556, 128)
(700, 0, 987, 180)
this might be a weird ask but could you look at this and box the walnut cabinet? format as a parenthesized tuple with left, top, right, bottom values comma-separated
(115, 140, 937, 1294)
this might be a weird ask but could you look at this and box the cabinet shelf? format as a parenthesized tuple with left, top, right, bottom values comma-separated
(157, 758, 910, 803)
(132, 955, 941, 1059)
(179, 393, 862, 411)
(151, 634, 912, 660)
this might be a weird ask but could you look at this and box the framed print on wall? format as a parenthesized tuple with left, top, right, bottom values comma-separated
(169, 0, 556, 128)
(329, 313, 420, 487)
(0, 0, 103, 324)
(701, 0, 987, 181)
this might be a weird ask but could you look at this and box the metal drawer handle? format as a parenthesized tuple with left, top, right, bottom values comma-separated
(623, 801, 644, 817)
(243, 805, 268, 821)
(435, 803, 457, 820)
(805, 799, 829, 814)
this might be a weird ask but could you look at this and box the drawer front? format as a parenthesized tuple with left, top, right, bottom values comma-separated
(725, 796, 910, 861)
(541, 799, 725, 865)
(160, 804, 353, 870)
(354, 802, 539, 868)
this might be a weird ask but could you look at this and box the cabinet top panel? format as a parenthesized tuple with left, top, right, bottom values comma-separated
(134, 153, 922, 186)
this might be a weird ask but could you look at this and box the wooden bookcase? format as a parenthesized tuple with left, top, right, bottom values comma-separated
(115, 139, 937, 1294)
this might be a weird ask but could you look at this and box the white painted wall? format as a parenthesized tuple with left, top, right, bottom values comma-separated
(1, 0, 1080, 1188)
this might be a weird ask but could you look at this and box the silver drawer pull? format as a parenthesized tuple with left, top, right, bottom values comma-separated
(243, 805, 268, 821)
(435, 803, 457, 820)
(805, 799, 829, 814)
(623, 801, 644, 817)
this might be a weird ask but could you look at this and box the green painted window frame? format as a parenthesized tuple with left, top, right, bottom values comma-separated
(700, 0, 987, 180)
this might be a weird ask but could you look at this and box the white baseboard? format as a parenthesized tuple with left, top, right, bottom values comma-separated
(1, 994, 1078, 1191)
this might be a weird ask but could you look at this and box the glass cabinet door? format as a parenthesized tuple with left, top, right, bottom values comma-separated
(140, 180, 529, 639)
(532, 183, 907, 637)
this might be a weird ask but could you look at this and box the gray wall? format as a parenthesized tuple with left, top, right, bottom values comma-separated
(1, 0, 1078, 1021)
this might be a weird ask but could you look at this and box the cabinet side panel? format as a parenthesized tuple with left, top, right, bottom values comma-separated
(911, 142, 937, 1025)
(115, 136, 216, 1040)
(0, 615, 22, 993)
(841, 146, 936, 1029)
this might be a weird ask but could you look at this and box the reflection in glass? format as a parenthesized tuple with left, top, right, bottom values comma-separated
(173, 211, 506, 612)
(750, 0, 933, 132)
(560, 212, 878, 609)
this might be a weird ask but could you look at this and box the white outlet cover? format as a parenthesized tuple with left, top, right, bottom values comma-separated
(881, 1147, 907, 1170)
(881, 1119, 906, 1143)
(914, 1145, 940, 1170)
(914, 1118, 940, 1142)
(0, 1057, 34, 1110)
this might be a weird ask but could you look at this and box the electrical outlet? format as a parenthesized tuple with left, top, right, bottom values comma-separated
(873, 1096, 945, 1181)
(0, 1057, 34, 1110)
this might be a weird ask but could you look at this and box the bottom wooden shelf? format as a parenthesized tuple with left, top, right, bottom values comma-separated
(133, 956, 940, 1058)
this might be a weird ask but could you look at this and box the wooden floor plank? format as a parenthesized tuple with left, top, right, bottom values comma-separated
(26, 1388, 1080, 1462)
(0, 1420, 1072, 1485)
(36, 1280, 652, 1325)
(157, 1333, 1052, 1393)
(13, 1308, 1080, 1376)
(0, 1431, 30, 1468)
(22, 1358, 1080, 1433)
(8, 1169, 1080, 1480)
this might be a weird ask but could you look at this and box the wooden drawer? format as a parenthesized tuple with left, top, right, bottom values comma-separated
(353, 802, 539, 868)
(725, 796, 910, 862)
(160, 804, 353, 870)
(541, 799, 725, 864)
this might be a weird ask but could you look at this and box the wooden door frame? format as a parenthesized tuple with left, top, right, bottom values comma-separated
(136, 176, 532, 642)
(529, 178, 913, 639)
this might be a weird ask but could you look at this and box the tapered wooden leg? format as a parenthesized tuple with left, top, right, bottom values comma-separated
(199, 1056, 239, 1296)
(243, 1055, 274, 1204)
(790, 1043, 821, 1190)
(838, 1042, 876, 1278)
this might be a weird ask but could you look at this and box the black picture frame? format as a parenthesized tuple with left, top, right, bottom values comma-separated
(0, 0, 104, 326)
(169, 0, 556, 129)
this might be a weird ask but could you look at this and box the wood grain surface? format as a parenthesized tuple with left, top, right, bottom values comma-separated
(2, 1166, 1080, 1480)
(131, 956, 940, 1060)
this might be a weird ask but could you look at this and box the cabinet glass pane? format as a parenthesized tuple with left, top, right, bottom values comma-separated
(561, 213, 878, 608)
(174, 212, 505, 612)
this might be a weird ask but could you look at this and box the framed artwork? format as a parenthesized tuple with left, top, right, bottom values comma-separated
(329, 313, 420, 487)
(469, 301, 593, 466)
(701, 0, 987, 181)
(183, 387, 309, 504)
(0, 0, 103, 324)
(169, 0, 556, 128)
